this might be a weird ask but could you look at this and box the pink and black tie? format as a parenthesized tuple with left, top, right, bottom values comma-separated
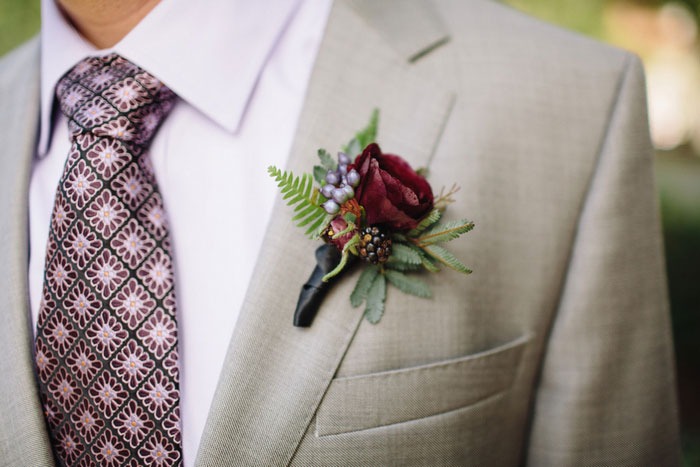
(34, 54, 182, 466)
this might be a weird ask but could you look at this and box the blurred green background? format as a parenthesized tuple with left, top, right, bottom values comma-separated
(1, 0, 698, 464)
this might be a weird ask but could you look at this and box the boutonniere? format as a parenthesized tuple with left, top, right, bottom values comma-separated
(268, 110, 474, 327)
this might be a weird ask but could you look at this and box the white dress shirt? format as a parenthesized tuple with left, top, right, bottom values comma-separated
(29, 0, 332, 464)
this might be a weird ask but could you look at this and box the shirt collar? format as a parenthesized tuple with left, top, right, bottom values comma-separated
(39, 0, 300, 156)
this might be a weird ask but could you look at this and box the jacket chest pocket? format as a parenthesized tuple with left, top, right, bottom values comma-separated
(315, 333, 533, 437)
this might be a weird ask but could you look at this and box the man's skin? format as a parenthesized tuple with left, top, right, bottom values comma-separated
(57, 0, 161, 48)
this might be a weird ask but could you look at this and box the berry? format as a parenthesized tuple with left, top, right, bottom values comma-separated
(321, 184, 334, 198)
(323, 200, 340, 214)
(358, 226, 392, 264)
(342, 184, 354, 198)
(338, 164, 348, 176)
(347, 169, 360, 187)
(332, 187, 348, 204)
(338, 152, 351, 165)
(326, 170, 340, 186)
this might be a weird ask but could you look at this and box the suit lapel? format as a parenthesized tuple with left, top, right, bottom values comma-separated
(0, 38, 55, 465)
(195, 1, 454, 465)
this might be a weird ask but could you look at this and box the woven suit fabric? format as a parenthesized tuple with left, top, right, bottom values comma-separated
(34, 53, 182, 466)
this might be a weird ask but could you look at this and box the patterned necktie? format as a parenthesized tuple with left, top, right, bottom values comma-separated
(34, 54, 182, 466)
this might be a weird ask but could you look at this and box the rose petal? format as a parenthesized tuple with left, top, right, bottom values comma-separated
(353, 143, 433, 231)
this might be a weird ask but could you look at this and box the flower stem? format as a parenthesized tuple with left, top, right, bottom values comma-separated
(332, 222, 355, 239)
(322, 234, 360, 281)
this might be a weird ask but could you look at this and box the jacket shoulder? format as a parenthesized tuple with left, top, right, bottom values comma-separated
(438, 0, 632, 79)
(0, 35, 40, 91)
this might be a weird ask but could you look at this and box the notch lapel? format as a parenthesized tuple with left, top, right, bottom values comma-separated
(0, 37, 55, 465)
(195, 1, 455, 465)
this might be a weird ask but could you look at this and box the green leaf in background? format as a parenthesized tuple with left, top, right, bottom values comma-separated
(318, 149, 337, 171)
(350, 266, 380, 307)
(415, 167, 430, 178)
(313, 165, 327, 185)
(390, 243, 423, 265)
(364, 272, 387, 324)
(355, 108, 379, 149)
(385, 270, 432, 298)
(343, 108, 379, 156)
(345, 138, 362, 159)
(423, 244, 472, 274)
(407, 209, 442, 237)
(416, 219, 475, 245)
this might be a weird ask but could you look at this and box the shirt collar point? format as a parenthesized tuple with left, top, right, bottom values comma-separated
(201, 102, 245, 135)
(170, 83, 248, 135)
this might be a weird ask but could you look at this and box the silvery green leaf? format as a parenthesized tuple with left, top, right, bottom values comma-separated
(318, 149, 337, 171)
(407, 209, 441, 237)
(391, 243, 422, 265)
(417, 219, 475, 245)
(386, 256, 422, 271)
(350, 266, 379, 307)
(423, 244, 472, 274)
(385, 270, 432, 298)
(313, 165, 327, 185)
(364, 273, 386, 324)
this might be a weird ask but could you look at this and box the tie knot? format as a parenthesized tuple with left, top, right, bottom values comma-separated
(56, 53, 176, 146)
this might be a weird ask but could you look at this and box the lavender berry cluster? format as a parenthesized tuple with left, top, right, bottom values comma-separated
(321, 152, 361, 214)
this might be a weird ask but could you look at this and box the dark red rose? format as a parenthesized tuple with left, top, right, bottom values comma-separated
(350, 143, 433, 231)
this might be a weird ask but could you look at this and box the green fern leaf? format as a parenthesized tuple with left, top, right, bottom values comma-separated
(350, 266, 380, 307)
(310, 189, 321, 205)
(297, 209, 323, 228)
(292, 203, 317, 220)
(385, 270, 432, 298)
(304, 173, 313, 198)
(307, 213, 334, 237)
(423, 244, 472, 274)
(268, 166, 330, 237)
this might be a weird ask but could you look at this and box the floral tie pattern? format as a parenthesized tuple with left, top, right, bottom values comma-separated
(35, 54, 181, 466)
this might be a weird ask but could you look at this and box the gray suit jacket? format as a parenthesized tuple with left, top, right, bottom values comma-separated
(0, 0, 681, 465)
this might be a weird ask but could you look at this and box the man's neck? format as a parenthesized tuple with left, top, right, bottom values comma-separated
(56, 0, 161, 49)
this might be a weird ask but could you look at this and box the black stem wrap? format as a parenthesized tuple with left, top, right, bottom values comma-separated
(293, 244, 355, 327)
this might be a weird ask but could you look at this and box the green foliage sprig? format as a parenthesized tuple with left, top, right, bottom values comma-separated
(343, 108, 379, 157)
(267, 167, 330, 237)
(351, 208, 473, 324)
